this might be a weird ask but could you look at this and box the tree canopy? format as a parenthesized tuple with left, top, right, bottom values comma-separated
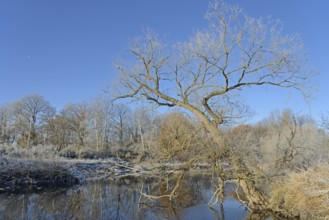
(114, 0, 310, 126)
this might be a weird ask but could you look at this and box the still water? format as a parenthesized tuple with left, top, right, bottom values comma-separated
(0, 175, 264, 220)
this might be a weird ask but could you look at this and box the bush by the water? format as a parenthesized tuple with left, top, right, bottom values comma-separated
(270, 165, 329, 219)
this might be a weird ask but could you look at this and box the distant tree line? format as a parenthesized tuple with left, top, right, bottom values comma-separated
(0, 94, 156, 156)
(1, 93, 328, 164)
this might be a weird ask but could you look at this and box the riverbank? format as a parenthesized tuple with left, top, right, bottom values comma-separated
(0, 156, 206, 194)
(1, 156, 329, 219)
(0, 157, 78, 193)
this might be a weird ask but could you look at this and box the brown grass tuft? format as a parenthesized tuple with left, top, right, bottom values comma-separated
(270, 166, 329, 219)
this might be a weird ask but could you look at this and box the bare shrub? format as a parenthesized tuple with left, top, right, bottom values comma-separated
(270, 166, 329, 219)
(151, 112, 203, 162)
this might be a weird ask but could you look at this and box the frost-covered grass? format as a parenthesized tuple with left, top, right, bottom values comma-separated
(0, 156, 79, 193)
(0, 144, 60, 160)
(0, 145, 140, 193)
(0, 145, 78, 192)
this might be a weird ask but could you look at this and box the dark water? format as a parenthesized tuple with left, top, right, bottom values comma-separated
(0, 175, 271, 220)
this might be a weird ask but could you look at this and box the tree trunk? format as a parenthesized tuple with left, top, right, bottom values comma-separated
(198, 114, 269, 210)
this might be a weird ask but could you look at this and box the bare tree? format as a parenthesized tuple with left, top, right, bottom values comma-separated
(61, 102, 89, 148)
(321, 112, 329, 132)
(0, 104, 15, 145)
(11, 94, 55, 147)
(111, 104, 132, 147)
(113, 0, 311, 212)
(87, 96, 113, 152)
(260, 110, 322, 169)
(44, 115, 71, 151)
(131, 106, 154, 151)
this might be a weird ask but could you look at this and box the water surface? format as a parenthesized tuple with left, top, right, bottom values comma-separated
(0, 175, 267, 220)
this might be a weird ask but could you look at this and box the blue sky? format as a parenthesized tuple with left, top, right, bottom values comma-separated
(0, 0, 328, 122)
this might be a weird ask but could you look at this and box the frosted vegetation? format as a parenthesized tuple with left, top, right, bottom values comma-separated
(0, 95, 329, 218)
(1, 0, 329, 219)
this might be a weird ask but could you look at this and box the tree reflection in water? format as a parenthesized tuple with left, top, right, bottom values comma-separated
(0, 174, 276, 220)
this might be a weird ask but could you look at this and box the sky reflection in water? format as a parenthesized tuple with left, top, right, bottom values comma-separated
(0, 175, 257, 220)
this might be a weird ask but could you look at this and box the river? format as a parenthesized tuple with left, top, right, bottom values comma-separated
(0, 175, 275, 220)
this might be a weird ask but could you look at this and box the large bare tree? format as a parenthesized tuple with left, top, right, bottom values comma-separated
(12, 94, 55, 147)
(114, 0, 311, 213)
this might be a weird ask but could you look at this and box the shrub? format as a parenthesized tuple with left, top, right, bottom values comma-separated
(270, 165, 329, 219)
(152, 112, 202, 162)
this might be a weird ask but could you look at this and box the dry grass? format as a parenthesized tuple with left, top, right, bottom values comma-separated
(270, 165, 329, 219)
